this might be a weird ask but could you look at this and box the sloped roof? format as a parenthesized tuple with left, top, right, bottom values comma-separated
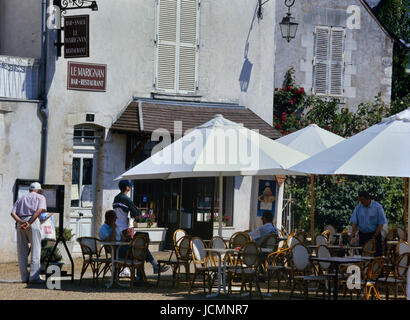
(111, 100, 282, 140)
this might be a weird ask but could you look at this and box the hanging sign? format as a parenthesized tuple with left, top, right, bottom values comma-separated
(67, 61, 107, 92)
(64, 15, 90, 58)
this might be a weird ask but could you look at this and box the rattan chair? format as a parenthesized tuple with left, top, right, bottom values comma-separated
(287, 235, 300, 249)
(114, 234, 149, 286)
(289, 243, 328, 299)
(229, 232, 251, 249)
(396, 240, 408, 256)
(362, 238, 377, 257)
(188, 237, 218, 294)
(228, 241, 262, 298)
(77, 236, 111, 284)
(260, 233, 279, 250)
(265, 247, 292, 293)
(396, 227, 406, 241)
(377, 253, 410, 300)
(362, 257, 385, 300)
(315, 234, 329, 246)
(324, 225, 337, 244)
(208, 236, 227, 267)
(156, 229, 189, 287)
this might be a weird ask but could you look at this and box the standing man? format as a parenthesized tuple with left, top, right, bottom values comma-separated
(350, 190, 387, 257)
(113, 180, 140, 233)
(10, 182, 47, 283)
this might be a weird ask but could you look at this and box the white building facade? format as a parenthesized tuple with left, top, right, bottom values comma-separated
(0, 0, 281, 261)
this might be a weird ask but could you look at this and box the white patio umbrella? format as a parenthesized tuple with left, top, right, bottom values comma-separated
(289, 108, 410, 298)
(115, 114, 309, 236)
(276, 124, 345, 241)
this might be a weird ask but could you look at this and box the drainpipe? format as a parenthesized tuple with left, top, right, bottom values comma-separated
(39, 0, 49, 184)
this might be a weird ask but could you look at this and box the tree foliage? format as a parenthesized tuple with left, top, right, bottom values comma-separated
(274, 68, 407, 233)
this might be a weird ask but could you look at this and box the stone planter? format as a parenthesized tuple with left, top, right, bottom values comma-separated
(213, 222, 226, 227)
(134, 222, 148, 228)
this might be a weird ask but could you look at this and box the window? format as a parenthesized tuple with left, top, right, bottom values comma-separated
(313, 26, 345, 96)
(154, 0, 200, 94)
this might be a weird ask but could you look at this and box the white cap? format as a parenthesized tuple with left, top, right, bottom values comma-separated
(29, 182, 42, 191)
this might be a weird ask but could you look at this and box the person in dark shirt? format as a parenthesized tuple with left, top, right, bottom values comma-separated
(113, 180, 141, 233)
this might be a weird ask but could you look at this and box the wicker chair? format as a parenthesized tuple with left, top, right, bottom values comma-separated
(229, 232, 251, 249)
(114, 234, 149, 286)
(289, 243, 328, 299)
(396, 240, 409, 256)
(362, 257, 385, 300)
(188, 237, 218, 294)
(156, 229, 189, 287)
(77, 236, 111, 284)
(315, 234, 329, 247)
(208, 236, 227, 267)
(377, 253, 410, 300)
(265, 247, 292, 293)
(324, 225, 337, 244)
(228, 241, 262, 298)
(287, 235, 300, 249)
(362, 238, 377, 257)
(260, 233, 279, 250)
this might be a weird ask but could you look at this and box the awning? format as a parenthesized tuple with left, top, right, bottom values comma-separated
(111, 100, 281, 140)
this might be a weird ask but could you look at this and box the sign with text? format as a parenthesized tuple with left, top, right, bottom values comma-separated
(67, 62, 107, 92)
(64, 15, 89, 58)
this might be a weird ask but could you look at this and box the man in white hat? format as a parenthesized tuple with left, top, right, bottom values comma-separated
(10, 182, 47, 283)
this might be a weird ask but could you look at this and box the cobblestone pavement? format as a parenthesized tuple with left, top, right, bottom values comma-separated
(0, 250, 406, 300)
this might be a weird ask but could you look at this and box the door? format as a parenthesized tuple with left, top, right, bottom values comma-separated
(70, 151, 98, 252)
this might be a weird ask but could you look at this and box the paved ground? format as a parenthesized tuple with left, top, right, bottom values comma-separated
(0, 250, 406, 300)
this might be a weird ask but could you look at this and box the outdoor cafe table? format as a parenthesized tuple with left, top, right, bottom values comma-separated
(102, 241, 131, 288)
(203, 248, 237, 298)
(307, 245, 362, 256)
(310, 256, 374, 301)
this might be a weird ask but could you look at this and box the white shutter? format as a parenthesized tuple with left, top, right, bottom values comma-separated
(155, 0, 178, 92)
(178, 0, 198, 92)
(329, 28, 345, 96)
(155, 0, 199, 94)
(313, 27, 330, 95)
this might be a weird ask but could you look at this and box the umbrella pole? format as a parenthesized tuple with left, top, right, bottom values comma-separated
(310, 175, 315, 244)
(218, 173, 223, 237)
(405, 178, 408, 236)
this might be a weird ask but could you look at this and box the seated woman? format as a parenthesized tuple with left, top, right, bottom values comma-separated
(98, 210, 169, 279)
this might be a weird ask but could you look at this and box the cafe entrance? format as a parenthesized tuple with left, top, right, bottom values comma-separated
(132, 176, 230, 249)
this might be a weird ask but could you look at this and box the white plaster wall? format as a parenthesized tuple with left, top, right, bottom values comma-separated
(0, 0, 42, 58)
(0, 0, 277, 258)
(0, 102, 42, 262)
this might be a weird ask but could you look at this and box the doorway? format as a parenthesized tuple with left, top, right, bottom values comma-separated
(69, 126, 101, 252)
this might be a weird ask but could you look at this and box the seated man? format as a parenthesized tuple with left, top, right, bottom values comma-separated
(248, 211, 279, 246)
(98, 210, 169, 279)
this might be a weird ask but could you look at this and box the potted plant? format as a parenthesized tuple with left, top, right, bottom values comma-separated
(134, 214, 148, 228)
(55, 227, 75, 263)
(146, 212, 157, 228)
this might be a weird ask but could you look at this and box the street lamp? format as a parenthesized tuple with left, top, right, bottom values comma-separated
(56, 0, 98, 12)
(279, 0, 298, 42)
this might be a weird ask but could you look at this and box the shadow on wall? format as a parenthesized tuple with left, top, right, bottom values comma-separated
(239, 3, 260, 92)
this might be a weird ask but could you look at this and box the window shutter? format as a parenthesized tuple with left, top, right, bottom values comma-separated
(155, 0, 199, 94)
(313, 27, 330, 95)
(156, 0, 178, 92)
(178, 0, 198, 93)
(329, 28, 345, 96)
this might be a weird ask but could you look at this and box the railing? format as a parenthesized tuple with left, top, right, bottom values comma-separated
(0, 55, 40, 100)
